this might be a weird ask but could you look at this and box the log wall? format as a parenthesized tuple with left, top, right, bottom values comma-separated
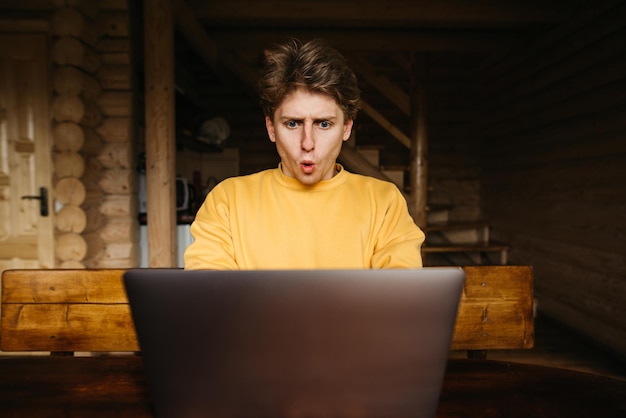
(91, 0, 138, 268)
(50, 3, 101, 268)
(478, 0, 626, 357)
(50, 0, 137, 269)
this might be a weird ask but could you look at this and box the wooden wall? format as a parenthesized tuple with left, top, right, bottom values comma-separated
(50, 0, 138, 268)
(427, 52, 484, 225)
(479, 0, 626, 357)
(91, 1, 138, 268)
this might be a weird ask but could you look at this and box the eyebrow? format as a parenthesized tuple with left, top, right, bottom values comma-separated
(278, 115, 338, 121)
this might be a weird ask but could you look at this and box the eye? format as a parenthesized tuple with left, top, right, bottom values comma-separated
(318, 120, 331, 128)
(286, 120, 299, 128)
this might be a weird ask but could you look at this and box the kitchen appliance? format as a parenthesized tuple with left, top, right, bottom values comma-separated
(138, 173, 193, 214)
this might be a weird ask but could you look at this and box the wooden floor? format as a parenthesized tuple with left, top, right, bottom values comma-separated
(451, 314, 626, 380)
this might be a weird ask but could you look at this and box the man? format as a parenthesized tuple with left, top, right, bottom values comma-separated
(184, 38, 424, 270)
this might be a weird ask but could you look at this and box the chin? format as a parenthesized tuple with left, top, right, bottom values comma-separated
(296, 174, 321, 186)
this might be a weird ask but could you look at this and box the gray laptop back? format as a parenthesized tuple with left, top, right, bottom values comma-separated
(124, 268, 465, 418)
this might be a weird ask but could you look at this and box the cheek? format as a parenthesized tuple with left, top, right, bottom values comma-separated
(273, 134, 295, 155)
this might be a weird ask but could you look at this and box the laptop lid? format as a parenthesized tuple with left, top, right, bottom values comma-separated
(124, 268, 465, 418)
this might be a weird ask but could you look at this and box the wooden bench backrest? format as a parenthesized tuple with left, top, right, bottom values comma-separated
(1, 266, 534, 353)
(1, 269, 136, 352)
(452, 265, 534, 351)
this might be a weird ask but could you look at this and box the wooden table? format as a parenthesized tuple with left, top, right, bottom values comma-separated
(0, 356, 624, 417)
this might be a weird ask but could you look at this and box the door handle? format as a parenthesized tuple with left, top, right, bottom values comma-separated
(21, 187, 49, 217)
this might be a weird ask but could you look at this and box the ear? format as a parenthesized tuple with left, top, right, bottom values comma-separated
(342, 119, 354, 141)
(265, 116, 276, 143)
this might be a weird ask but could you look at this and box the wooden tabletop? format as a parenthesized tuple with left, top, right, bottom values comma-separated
(0, 356, 624, 417)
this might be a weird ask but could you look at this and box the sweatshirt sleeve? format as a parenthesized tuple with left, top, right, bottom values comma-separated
(370, 185, 425, 269)
(183, 185, 238, 270)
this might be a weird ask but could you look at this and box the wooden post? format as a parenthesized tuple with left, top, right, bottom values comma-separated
(144, 0, 177, 267)
(409, 53, 429, 229)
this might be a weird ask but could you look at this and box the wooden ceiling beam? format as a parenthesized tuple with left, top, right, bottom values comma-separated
(173, 0, 220, 76)
(209, 29, 523, 52)
(173, 0, 261, 98)
(186, 0, 569, 26)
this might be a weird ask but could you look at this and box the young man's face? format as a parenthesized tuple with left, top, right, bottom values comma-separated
(265, 88, 353, 186)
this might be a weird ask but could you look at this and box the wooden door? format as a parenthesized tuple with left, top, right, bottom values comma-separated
(0, 35, 55, 273)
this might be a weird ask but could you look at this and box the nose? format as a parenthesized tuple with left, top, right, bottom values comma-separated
(301, 123, 315, 151)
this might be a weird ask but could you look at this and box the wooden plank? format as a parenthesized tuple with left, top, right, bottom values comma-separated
(507, 235, 624, 279)
(346, 52, 410, 115)
(536, 280, 625, 332)
(0, 238, 38, 259)
(462, 266, 532, 298)
(0, 18, 50, 33)
(424, 222, 489, 233)
(483, 104, 626, 150)
(422, 243, 509, 253)
(172, 0, 219, 75)
(451, 266, 534, 350)
(538, 297, 626, 357)
(512, 250, 626, 318)
(360, 100, 411, 148)
(480, 153, 626, 184)
(2, 267, 534, 353)
(483, 202, 625, 252)
(1, 304, 138, 352)
(482, 133, 626, 169)
(1, 269, 135, 352)
(188, 0, 567, 25)
(451, 300, 532, 349)
(482, 0, 626, 92)
(210, 28, 520, 52)
(483, 77, 626, 138)
(143, 0, 177, 267)
(1, 269, 128, 303)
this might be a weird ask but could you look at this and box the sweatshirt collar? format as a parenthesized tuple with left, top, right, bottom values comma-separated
(273, 163, 348, 191)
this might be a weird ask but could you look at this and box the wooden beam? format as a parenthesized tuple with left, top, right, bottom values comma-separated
(173, 0, 260, 95)
(188, 0, 567, 25)
(173, 0, 219, 75)
(409, 53, 429, 228)
(219, 50, 261, 94)
(210, 29, 523, 52)
(346, 53, 410, 116)
(0, 18, 49, 32)
(360, 100, 411, 148)
(144, 0, 177, 267)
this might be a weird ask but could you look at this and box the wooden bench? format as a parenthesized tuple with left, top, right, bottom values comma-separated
(1, 266, 534, 357)
(422, 243, 510, 265)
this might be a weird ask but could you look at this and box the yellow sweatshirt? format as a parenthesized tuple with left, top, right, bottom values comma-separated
(184, 165, 424, 270)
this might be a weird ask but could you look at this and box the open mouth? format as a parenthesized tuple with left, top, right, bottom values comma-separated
(301, 161, 315, 173)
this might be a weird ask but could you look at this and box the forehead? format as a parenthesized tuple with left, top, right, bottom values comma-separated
(275, 88, 343, 118)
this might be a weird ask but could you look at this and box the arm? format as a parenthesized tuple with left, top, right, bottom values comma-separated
(370, 186, 425, 269)
(183, 186, 239, 270)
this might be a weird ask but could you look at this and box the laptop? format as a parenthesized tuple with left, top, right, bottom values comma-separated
(123, 268, 465, 418)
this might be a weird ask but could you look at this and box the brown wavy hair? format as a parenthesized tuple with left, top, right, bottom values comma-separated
(258, 38, 361, 120)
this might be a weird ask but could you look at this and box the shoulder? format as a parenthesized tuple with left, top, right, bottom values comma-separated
(214, 169, 275, 191)
(198, 169, 276, 214)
